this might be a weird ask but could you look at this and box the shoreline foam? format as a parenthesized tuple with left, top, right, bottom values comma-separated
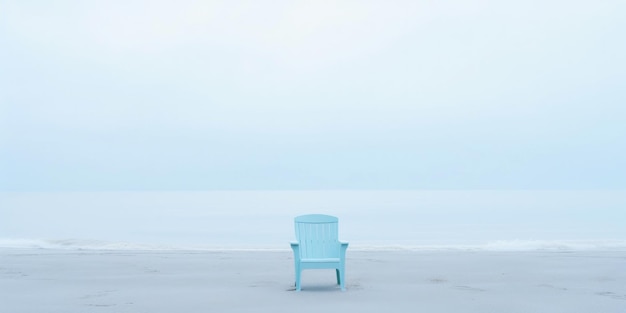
(2, 238, 626, 252)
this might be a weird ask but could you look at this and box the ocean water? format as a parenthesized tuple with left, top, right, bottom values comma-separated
(1, 190, 625, 251)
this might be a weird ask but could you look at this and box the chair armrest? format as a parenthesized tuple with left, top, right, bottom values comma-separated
(290, 241, 300, 260)
(339, 241, 349, 259)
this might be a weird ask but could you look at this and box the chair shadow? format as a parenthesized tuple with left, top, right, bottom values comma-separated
(287, 284, 344, 292)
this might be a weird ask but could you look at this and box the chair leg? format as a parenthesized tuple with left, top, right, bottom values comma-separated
(295, 268, 301, 291)
(336, 269, 341, 285)
(339, 267, 346, 291)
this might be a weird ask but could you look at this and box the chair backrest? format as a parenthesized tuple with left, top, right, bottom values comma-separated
(294, 214, 340, 259)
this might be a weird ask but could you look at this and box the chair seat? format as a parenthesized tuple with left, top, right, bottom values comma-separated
(301, 258, 341, 263)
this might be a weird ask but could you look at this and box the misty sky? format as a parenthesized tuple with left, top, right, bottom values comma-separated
(1, 0, 625, 191)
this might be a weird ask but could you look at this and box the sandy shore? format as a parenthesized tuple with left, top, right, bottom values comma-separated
(1, 249, 625, 312)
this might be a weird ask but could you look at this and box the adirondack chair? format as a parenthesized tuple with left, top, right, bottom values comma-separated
(290, 214, 349, 291)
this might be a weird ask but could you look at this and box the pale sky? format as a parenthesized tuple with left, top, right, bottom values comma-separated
(1, 0, 625, 191)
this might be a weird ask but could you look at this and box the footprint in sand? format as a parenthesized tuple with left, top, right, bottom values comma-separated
(1, 269, 28, 278)
(80, 290, 120, 307)
(596, 292, 626, 300)
(80, 290, 116, 300)
(538, 284, 568, 291)
(453, 285, 486, 292)
(87, 303, 115, 308)
(429, 277, 448, 284)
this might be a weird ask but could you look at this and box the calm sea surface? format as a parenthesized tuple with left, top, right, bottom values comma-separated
(1, 190, 625, 250)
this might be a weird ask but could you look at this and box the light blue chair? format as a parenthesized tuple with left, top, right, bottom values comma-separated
(290, 214, 349, 291)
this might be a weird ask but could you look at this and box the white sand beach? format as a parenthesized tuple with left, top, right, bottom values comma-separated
(1, 249, 625, 313)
